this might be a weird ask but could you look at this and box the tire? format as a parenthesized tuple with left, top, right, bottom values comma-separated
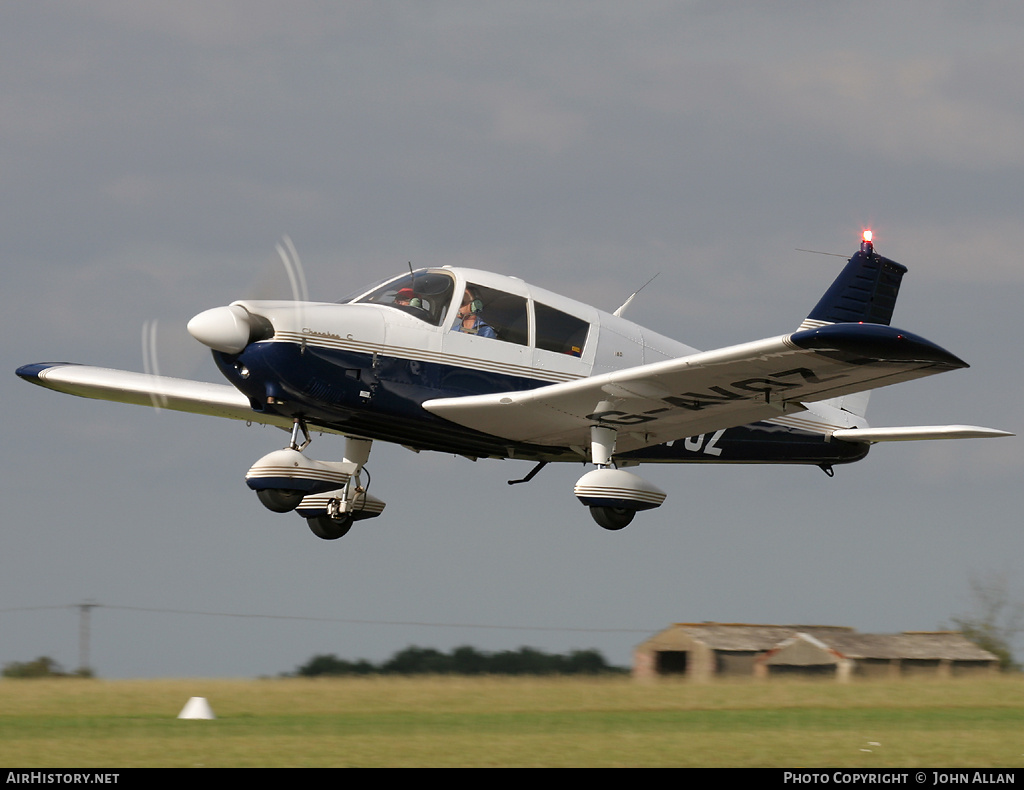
(589, 506, 635, 531)
(256, 488, 305, 513)
(307, 514, 354, 540)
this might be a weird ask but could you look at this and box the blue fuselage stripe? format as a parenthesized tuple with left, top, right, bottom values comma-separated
(215, 342, 868, 465)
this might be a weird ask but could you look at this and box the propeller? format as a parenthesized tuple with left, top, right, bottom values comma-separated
(275, 235, 308, 303)
(142, 319, 168, 410)
(142, 237, 310, 397)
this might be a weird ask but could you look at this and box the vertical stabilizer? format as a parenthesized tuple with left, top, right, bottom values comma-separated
(798, 233, 907, 419)
(799, 233, 907, 331)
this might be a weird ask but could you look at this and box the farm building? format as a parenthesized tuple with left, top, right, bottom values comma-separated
(632, 623, 998, 681)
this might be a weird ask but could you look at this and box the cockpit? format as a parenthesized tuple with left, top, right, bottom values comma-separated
(347, 269, 589, 357)
(350, 271, 456, 326)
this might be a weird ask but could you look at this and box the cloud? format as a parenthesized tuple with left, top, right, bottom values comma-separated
(749, 51, 1024, 170)
(891, 219, 1024, 283)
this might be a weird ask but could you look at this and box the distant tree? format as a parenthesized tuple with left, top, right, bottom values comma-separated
(449, 645, 487, 675)
(949, 571, 1023, 672)
(382, 646, 451, 674)
(288, 645, 627, 677)
(2, 656, 86, 678)
(294, 653, 376, 677)
(563, 649, 615, 675)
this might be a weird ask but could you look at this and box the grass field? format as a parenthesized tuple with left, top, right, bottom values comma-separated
(0, 675, 1022, 767)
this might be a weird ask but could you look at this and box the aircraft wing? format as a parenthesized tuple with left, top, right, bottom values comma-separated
(832, 426, 1013, 442)
(17, 362, 296, 431)
(423, 323, 976, 453)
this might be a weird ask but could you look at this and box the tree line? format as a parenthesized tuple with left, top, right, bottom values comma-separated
(289, 645, 627, 677)
(2, 656, 92, 678)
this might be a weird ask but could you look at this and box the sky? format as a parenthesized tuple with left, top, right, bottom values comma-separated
(2, 1, 1022, 678)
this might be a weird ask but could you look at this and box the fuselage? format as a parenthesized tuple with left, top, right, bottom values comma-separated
(208, 266, 868, 467)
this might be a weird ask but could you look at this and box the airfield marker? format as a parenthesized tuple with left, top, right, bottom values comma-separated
(177, 696, 216, 719)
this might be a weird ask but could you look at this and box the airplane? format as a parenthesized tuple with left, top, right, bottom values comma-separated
(17, 230, 1011, 540)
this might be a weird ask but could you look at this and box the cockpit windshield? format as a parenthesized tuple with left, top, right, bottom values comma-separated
(348, 270, 456, 326)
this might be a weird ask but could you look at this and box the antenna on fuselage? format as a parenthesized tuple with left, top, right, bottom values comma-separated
(613, 273, 660, 317)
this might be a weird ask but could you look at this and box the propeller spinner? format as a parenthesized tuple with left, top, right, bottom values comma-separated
(186, 237, 304, 354)
(187, 304, 271, 354)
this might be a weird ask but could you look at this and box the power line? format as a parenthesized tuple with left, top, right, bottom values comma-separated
(0, 602, 654, 633)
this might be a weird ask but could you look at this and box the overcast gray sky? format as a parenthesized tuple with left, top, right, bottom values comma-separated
(3, 1, 1022, 678)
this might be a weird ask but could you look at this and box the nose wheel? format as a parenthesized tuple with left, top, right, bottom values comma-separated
(306, 513, 354, 540)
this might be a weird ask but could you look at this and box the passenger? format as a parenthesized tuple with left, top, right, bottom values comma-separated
(452, 288, 497, 338)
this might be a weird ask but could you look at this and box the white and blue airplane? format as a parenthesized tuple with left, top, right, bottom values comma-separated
(17, 232, 1011, 540)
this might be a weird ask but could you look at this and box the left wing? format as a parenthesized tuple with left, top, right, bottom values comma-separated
(423, 323, 976, 453)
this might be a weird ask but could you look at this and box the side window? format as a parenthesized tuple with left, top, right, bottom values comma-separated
(535, 302, 589, 356)
(453, 284, 528, 345)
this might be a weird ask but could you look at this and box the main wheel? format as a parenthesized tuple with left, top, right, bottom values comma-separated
(257, 488, 305, 513)
(590, 506, 635, 531)
(307, 514, 354, 540)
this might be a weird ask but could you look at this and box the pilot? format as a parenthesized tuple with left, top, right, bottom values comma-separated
(394, 287, 422, 308)
(453, 288, 497, 338)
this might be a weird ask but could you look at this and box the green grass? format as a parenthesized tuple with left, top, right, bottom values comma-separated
(0, 676, 1022, 767)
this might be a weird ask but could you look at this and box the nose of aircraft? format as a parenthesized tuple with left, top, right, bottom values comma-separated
(187, 305, 254, 354)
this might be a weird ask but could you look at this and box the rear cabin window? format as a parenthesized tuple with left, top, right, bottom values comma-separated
(535, 303, 588, 356)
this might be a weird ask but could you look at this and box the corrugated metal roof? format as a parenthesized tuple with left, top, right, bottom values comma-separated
(637, 623, 998, 662)
(642, 623, 854, 651)
(821, 631, 997, 661)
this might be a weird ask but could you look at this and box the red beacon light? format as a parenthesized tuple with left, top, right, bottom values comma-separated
(860, 229, 874, 253)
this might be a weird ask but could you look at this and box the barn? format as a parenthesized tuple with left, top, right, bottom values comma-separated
(632, 623, 998, 681)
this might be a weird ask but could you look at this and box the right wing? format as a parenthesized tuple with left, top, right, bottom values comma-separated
(423, 323, 979, 453)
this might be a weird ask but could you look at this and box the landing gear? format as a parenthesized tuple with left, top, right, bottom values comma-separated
(245, 422, 386, 541)
(574, 415, 667, 531)
(307, 514, 354, 540)
(589, 506, 635, 531)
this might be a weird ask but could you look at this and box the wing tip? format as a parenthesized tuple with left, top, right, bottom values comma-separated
(16, 362, 78, 385)
(791, 323, 968, 370)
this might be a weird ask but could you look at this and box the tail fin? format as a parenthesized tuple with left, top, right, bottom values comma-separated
(797, 234, 908, 419)
(798, 235, 908, 331)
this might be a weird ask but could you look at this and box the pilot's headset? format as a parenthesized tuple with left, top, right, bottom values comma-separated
(464, 289, 483, 314)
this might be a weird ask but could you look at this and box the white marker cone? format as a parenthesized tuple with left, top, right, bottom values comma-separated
(177, 696, 216, 719)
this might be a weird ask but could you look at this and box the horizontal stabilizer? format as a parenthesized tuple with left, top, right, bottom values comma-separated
(832, 425, 1013, 443)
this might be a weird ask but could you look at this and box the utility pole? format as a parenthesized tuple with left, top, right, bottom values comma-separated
(77, 600, 99, 676)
